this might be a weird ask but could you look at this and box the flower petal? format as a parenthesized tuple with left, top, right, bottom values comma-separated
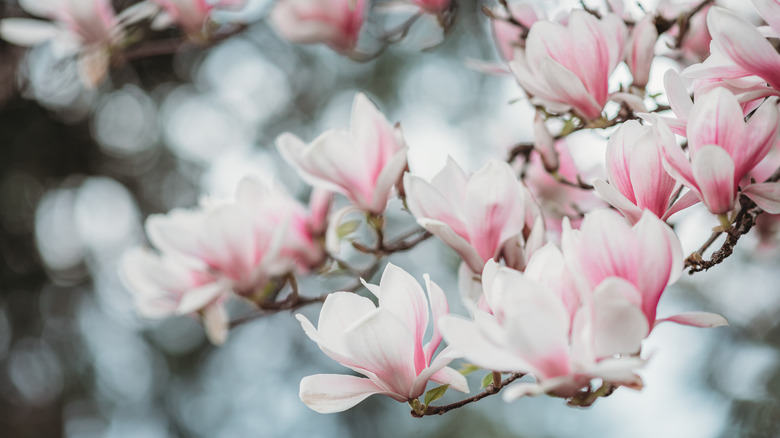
(299, 374, 389, 413)
(743, 182, 780, 213)
(655, 311, 729, 328)
(691, 145, 736, 214)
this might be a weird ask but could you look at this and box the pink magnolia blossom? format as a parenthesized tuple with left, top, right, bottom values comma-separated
(563, 209, 727, 328)
(148, 0, 246, 36)
(442, 211, 726, 401)
(120, 178, 327, 344)
(297, 263, 468, 413)
(509, 10, 627, 120)
(625, 15, 658, 89)
(593, 120, 699, 224)
(404, 158, 544, 274)
(518, 136, 605, 239)
(277, 92, 408, 216)
(656, 88, 780, 215)
(270, 0, 368, 54)
(441, 257, 649, 400)
(657, 0, 711, 61)
(700, 5, 780, 93)
(0, 0, 121, 85)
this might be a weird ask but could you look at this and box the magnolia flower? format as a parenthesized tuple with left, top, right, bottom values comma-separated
(563, 209, 727, 328)
(404, 158, 544, 274)
(120, 178, 326, 344)
(594, 120, 699, 224)
(277, 92, 408, 216)
(0, 0, 121, 85)
(656, 88, 780, 215)
(657, 0, 711, 61)
(625, 15, 657, 89)
(297, 263, 468, 413)
(270, 0, 368, 54)
(519, 136, 605, 238)
(441, 258, 649, 400)
(147, 0, 246, 36)
(699, 5, 780, 93)
(510, 10, 627, 120)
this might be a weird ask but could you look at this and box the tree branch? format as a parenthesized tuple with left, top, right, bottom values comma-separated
(410, 373, 525, 417)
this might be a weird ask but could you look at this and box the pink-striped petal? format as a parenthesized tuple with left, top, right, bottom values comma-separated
(691, 145, 736, 214)
(743, 182, 780, 213)
(655, 311, 728, 328)
(299, 374, 389, 413)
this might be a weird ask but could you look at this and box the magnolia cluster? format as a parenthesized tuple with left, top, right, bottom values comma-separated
(117, 0, 780, 419)
(0, 0, 245, 85)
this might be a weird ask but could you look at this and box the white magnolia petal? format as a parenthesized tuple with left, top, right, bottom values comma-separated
(655, 311, 729, 328)
(299, 374, 388, 413)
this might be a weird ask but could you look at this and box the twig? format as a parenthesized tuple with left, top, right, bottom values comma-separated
(685, 166, 780, 273)
(410, 373, 524, 417)
(654, 0, 714, 48)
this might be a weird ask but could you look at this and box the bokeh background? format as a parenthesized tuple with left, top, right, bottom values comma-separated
(1, 0, 780, 437)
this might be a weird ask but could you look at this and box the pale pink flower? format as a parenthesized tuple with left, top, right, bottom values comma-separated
(404, 158, 544, 274)
(625, 15, 658, 89)
(656, 89, 780, 215)
(441, 258, 649, 400)
(297, 263, 468, 413)
(270, 0, 368, 54)
(148, 0, 246, 35)
(0, 0, 121, 85)
(509, 10, 627, 120)
(563, 209, 727, 328)
(593, 120, 699, 223)
(657, 0, 711, 61)
(700, 5, 780, 93)
(518, 136, 605, 239)
(120, 178, 326, 344)
(277, 92, 408, 216)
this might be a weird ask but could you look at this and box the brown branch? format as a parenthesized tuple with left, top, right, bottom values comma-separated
(410, 373, 525, 417)
(685, 166, 780, 273)
(655, 0, 714, 48)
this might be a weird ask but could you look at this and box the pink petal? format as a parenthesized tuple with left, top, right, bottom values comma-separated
(743, 182, 780, 213)
(299, 374, 389, 413)
(655, 311, 728, 328)
(576, 209, 639, 288)
(377, 264, 430, 373)
(418, 218, 485, 273)
(464, 160, 525, 263)
(539, 57, 603, 119)
(404, 170, 467, 238)
(502, 275, 572, 379)
(753, 0, 780, 35)
(202, 303, 229, 345)
(430, 366, 470, 393)
(0, 18, 58, 46)
(686, 87, 745, 158)
(691, 145, 736, 214)
(629, 128, 677, 217)
(344, 309, 417, 397)
(593, 179, 643, 224)
(423, 274, 449, 365)
(662, 189, 701, 221)
(367, 146, 408, 215)
(633, 211, 676, 323)
(606, 120, 644, 204)
(708, 6, 780, 90)
(663, 70, 692, 120)
(438, 314, 533, 373)
(591, 278, 649, 358)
